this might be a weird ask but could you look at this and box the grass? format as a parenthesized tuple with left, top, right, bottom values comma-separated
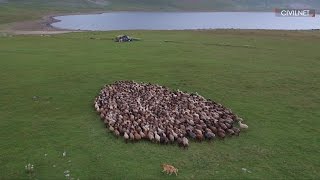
(0, 1, 101, 25)
(0, 30, 320, 179)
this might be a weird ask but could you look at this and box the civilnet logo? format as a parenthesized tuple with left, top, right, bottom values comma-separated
(275, 8, 316, 17)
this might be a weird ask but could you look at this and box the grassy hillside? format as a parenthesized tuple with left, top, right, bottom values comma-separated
(0, 0, 101, 24)
(1, 0, 320, 25)
(0, 30, 319, 179)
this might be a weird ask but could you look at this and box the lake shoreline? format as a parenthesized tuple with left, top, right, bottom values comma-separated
(2, 11, 320, 34)
(52, 12, 320, 31)
(1, 11, 107, 34)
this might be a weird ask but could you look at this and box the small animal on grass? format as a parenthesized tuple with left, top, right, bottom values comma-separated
(238, 121, 249, 129)
(161, 164, 178, 176)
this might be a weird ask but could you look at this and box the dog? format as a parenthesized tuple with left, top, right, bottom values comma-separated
(161, 164, 178, 176)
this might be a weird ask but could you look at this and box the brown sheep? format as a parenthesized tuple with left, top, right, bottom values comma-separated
(148, 131, 155, 141)
(124, 132, 129, 143)
(177, 137, 183, 147)
(195, 129, 204, 141)
(139, 131, 146, 139)
(168, 134, 175, 143)
(154, 132, 161, 143)
(217, 130, 225, 139)
(94, 81, 245, 148)
(100, 113, 105, 120)
(219, 123, 228, 130)
(114, 129, 120, 137)
(182, 137, 189, 149)
(232, 127, 240, 136)
(129, 132, 135, 141)
(134, 131, 141, 141)
(226, 129, 235, 135)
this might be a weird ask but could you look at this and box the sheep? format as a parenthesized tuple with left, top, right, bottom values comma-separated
(204, 131, 215, 140)
(124, 132, 129, 143)
(148, 131, 155, 141)
(171, 130, 178, 139)
(238, 121, 248, 129)
(219, 123, 228, 130)
(114, 129, 120, 137)
(95, 81, 245, 148)
(154, 132, 161, 143)
(129, 132, 135, 141)
(168, 134, 175, 143)
(187, 130, 196, 139)
(217, 131, 225, 138)
(182, 137, 189, 149)
(134, 131, 141, 141)
(237, 117, 244, 122)
(100, 113, 105, 120)
(139, 131, 146, 139)
(177, 137, 183, 147)
(232, 127, 240, 136)
(226, 129, 235, 135)
(217, 128, 226, 138)
(195, 129, 204, 141)
(94, 102, 100, 111)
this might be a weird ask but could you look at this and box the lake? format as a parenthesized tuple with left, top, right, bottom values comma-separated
(51, 12, 320, 31)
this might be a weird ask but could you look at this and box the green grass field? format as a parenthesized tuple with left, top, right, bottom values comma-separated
(0, 30, 319, 179)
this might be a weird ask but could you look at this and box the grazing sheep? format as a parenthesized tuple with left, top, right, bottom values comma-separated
(225, 122, 232, 129)
(217, 129, 226, 138)
(94, 81, 246, 148)
(134, 131, 141, 141)
(219, 123, 228, 130)
(237, 117, 244, 122)
(172, 130, 178, 139)
(187, 130, 196, 139)
(129, 132, 135, 141)
(195, 129, 204, 141)
(94, 102, 100, 111)
(124, 132, 129, 143)
(169, 134, 175, 143)
(209, 126, 217, 134)
(100, 113, 105, 120)
(155, 132, 161, 143)
(204, 131, 215, 140)
(182, 137, 189, 148)
(226, 129, 235, 135)
(232, 127, 240, 136)
(114, 130, 120, 137)
(238, 122, 248, 129)
(177, 137, 183, 147)
(139, 131, 146, 139)
(148, 131, 155, 141)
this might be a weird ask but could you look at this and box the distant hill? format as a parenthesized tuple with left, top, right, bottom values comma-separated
(1, 0, 319, 25)
(2, 0, 320, 11)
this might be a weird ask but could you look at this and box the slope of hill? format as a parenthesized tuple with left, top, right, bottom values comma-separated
(2, 0, 320, 10)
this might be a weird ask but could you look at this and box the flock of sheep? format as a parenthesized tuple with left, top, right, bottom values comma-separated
(94, 81, 248, 148)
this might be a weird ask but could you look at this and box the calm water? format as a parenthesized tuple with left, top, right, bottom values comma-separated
(52, 12, 320, 31)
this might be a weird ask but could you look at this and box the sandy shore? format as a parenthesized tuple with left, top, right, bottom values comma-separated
(1, 11, 105, 35)
(1, 16, 74, 35)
